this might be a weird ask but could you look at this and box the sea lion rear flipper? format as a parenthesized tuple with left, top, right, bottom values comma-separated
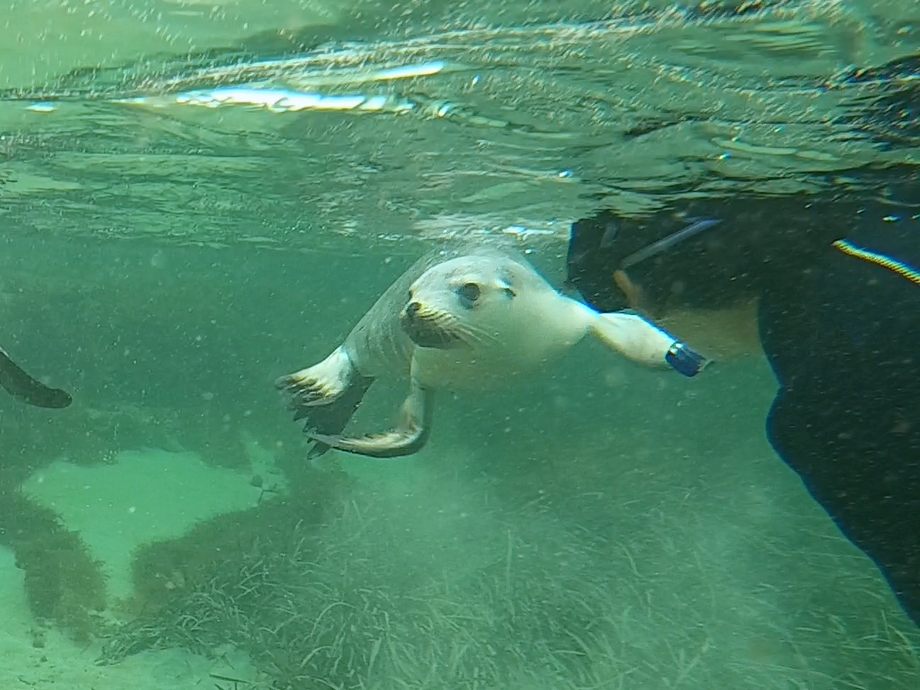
(303, 376, 374, 458)
(307, 381, 433, 459)
(275, 346, 375, 456)
(0, 347, 72, 408)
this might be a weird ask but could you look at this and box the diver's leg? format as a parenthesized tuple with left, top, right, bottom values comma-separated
(760, 217, 920, 624)
(767, 390, 920, 624)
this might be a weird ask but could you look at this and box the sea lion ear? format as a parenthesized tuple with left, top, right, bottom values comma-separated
(496, 276, 516, 298)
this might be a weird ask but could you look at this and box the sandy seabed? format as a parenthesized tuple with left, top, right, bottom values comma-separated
(3, 447, 270, 689)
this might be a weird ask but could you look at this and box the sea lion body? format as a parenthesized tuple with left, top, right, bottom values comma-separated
(277, 246, 696, 458)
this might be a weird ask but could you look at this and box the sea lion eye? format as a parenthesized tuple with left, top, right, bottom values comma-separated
(456, 282, 481, 307)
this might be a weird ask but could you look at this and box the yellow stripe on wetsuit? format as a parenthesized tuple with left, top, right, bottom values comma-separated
(833, 239, 920, 286)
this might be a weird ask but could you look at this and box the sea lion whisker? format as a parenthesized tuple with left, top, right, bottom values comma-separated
(453, 320, 499, 346)
(455, 327, 491, 347)
(420, 311, 497, 347)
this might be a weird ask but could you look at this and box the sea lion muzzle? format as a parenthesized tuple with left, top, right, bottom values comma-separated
(400, 304, 462, 349)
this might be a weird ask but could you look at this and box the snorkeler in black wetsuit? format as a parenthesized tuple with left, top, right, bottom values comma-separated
(0, 347, 71, 408)
(565, 166, 920, 625)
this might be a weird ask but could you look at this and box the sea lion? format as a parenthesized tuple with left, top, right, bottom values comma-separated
(0, 346, 72, 408)
(276, 246, 703, 458)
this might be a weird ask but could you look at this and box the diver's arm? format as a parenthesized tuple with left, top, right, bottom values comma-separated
(590, 312, 709, 377)
(0, 347, 72, 408)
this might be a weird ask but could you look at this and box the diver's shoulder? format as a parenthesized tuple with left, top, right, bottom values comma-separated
(846, 206, 919, 262)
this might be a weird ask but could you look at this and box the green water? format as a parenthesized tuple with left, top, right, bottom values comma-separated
(1, 1, 918, 688)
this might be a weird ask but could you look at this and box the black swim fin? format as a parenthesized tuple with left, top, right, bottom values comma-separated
(0, 347, 72, 408)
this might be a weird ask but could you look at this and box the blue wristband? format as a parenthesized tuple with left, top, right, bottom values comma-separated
(666, 342, 708, 377)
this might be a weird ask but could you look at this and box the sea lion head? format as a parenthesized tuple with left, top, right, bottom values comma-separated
(400, 255, 520, 349)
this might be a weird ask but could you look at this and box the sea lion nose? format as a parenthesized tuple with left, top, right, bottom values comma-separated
(405, 301, 421, 317)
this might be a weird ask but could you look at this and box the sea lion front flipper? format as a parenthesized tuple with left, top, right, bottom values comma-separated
(275, 346, 357, 407)
(0, 347, 72, 408)
(590, 312, 710, 376)
(308, 381, 434, 459)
